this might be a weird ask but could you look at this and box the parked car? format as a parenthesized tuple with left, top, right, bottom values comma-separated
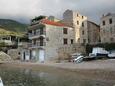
(71, 53, 82, 58)
(83, 56, 96, 61)
(89, 53, 96, 58)
(108, 50, 115, 58)
(72, 55, 84, 63)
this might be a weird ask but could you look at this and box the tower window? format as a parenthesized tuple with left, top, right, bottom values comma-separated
(82, 30, 84, 35)
(102, 21, 105, 25)
(71, 39, 73, 44)
(109, 18, 112, 24)
(83, 39, 86, 43)
(77, 21, 79, 25)
(82, 22, 84, 27)
(110, 38, 114, 42)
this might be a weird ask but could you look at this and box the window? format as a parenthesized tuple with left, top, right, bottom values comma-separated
(63, 38, 68, 45)
(109, 18, 112, 24)
(110, 38, 114, 42)
(63, 28, 68, 34)
(82, 22, 84, 27)
(40, 28, 43, 35)
(102, 21, 105, 25)
(82, 30, 84, 35)
(77, 21, 79, 25)
(77, 14, 79, 17)
(34, 29, 36, 35)
(83, 39, 86, 43)
(18, 52, 20, 55)
(40, 38, 44, 46)
(33, 40, 36, 45)
(82, 16, 84, 19)
(110, 27, 112, 34)
(71, 39, 73, 44)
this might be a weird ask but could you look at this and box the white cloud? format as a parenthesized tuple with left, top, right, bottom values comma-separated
(0, 0, 115, 23)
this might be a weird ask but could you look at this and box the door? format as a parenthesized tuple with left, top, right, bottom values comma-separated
(39, 50, 45, 62)
(23, 52, 25, 61)
(32, 50, 36, 60)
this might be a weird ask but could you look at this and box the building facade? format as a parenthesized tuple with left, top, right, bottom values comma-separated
(21, 16, 75, 62)
(63, 9, 100, 45)
(100, 13, 115, 43)
(79, 21, 100, 45)
(63, 9, 88, 44)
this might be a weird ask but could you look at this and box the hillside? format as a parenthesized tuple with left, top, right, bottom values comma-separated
(0, 19, 28, 32)
(0, 28, 24, 37)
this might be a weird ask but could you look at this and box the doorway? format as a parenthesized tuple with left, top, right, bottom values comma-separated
(39, 50, 45, 62)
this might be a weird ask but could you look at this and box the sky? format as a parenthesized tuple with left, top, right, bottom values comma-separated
(0, 0, 115, 24)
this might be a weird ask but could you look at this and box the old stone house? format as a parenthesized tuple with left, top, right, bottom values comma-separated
(100, 13, 115, 43)
(80, 21, 100, 45)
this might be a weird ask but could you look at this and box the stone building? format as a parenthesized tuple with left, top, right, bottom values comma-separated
(63, 9, 100, 45)
(63, 9, 88, 44)
(100, 13, 115, 43)
(79, 21, 100, 45)
(21, 16, 75, 62)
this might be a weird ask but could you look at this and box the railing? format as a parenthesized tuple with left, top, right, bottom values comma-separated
(28, 31, 46, 38)
(28, 42, 46, 48)
(30, 21, 40, 26)
(0, 40, 15, 45)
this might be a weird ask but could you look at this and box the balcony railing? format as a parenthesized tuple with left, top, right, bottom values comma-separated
(28, 31, 46, 38)
(28, 42, 46, 48)
(0, 40, 16, 45)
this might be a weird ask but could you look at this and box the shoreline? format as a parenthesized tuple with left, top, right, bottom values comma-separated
(0, 60, 115, 83)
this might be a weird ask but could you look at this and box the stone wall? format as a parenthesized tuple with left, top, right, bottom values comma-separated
(58, 44, 85, 60)
(8, 49, 21, 60)
(0, 51, 12, 62)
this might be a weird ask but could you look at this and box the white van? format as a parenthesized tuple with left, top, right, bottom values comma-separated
(89, 47, 109, 58)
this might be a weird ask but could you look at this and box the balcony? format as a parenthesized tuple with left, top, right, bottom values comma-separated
(0, 40, 16, 45)
(28, 32, 46, 39)
(28, 42, 46, 49)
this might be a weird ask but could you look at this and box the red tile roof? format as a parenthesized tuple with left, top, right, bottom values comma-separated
(41, 19, 65, 27)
